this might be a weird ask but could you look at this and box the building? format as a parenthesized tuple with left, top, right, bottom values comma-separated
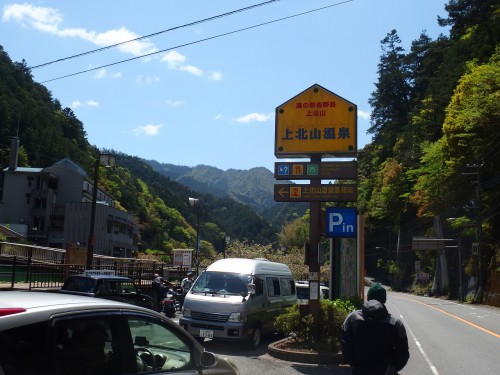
(0, 137, 137, 257)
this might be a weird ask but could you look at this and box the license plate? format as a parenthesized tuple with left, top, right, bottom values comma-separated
(200, 329, 213, 339)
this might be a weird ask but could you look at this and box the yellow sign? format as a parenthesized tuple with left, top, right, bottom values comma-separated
(275, 84, 357, 157)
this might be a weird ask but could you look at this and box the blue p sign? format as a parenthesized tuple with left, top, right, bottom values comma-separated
(326, 207, 357, 238)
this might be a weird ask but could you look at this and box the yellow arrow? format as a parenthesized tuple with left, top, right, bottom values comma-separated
(278, 187, 289, 198)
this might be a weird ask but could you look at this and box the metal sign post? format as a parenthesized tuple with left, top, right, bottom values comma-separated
(273, 84, 358, 342)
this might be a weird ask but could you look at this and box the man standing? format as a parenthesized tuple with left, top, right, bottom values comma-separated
(152, 273, 167, 310)
(181, 272, 194, 293)
(179, 272, 194, 309)
(341, 283, 410, 375)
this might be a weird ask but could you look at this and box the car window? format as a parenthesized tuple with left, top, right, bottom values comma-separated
(0, 321, 50, 375)
(128, 316, 193, 372)
(321, 288, 330, 299)
(63, 277, 96, 293)
(54, 316, 115, 375)
(296, 286, 309, 300)
(119, 281, 137, 295)
(51, 313, 194, 374)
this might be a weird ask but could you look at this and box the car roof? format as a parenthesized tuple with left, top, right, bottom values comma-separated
(66, 274, 133, 281)
(295, 282, 329, 290)
(0, 291, 155, 330)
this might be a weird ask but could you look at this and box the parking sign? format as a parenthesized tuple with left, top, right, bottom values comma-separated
(325, 207, 357, 238)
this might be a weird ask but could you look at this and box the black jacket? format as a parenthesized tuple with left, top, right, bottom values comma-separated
(341, 300, 409, 375)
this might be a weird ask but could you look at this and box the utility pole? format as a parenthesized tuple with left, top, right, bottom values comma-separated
(465, 159, 483, 303)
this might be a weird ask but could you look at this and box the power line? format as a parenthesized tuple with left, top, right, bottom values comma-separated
(40, 0, 353, 83)
(28, 0, 282, 71)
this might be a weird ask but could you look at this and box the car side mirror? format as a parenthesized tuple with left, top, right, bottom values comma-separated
(247, 283, 256, 295)
(200, 351, 217, 367)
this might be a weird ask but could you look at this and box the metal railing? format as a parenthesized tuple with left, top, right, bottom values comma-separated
(0, 242, 195, 290)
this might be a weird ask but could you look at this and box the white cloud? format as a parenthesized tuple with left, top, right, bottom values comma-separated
(112, 72, 122, 79)
(161, 50, 186, 68)
(208, 71, 223, 81)
(136, 75, 160, 85)
(132, 124, 163, 137)
(180, 65, 203, 76)
(214, 114, 224, 121)
(93, 68, 106, 80)
(2, 3, 156, 56)
(86, 100, 99, 107)
(3, 3, 62, 29)
(166, 100, 186, 108)
(161, 50, 209, 78)
(358, 110, 371, 120)
(235, 113, 272, 123)
(70, 100, 81, 109)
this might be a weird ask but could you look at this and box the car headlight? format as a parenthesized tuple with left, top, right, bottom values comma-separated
(182, 307, 191, 317)
(228, 312, 245, 322)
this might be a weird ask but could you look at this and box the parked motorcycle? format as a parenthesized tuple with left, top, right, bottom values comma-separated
(160, 294, 177, 318)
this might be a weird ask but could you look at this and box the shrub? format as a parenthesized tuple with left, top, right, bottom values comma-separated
(274, 299, 356, 352)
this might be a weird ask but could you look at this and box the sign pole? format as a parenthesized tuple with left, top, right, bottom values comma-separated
(309, 155, 321, 341)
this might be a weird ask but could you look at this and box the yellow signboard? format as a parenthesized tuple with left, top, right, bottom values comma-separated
(275, 84, 357, 157)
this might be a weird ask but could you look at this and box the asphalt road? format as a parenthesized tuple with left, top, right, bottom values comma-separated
(174, 291, 500, 375)
(384, 291, 500, 375)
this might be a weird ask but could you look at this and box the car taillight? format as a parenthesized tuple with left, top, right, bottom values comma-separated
(0, 308, 27, 317)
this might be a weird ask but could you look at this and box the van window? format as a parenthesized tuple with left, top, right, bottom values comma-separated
(191, 271, 250, 295)
(266, 277, 281, 297)
(253, 277, 264, 296)
(279, 278, 296, 296)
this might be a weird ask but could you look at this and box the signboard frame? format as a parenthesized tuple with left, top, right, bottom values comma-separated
(274, 183, 357, 202)
(274, 161, 357, 180)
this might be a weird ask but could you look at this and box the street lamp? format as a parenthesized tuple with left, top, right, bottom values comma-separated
(86, 153, 116, 269)
(189, 197, 200, 275)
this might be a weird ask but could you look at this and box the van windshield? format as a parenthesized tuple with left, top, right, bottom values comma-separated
(191, 271, 250, 295)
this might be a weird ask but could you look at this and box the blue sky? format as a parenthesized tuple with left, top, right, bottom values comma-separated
(2, 1, 450, 172)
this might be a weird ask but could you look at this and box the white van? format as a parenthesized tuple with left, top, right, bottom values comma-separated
(179, 258, 296, 348)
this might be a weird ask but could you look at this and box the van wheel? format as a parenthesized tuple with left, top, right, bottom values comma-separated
(248, 324, 261, 349)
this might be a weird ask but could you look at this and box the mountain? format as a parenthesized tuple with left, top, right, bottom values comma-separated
(144, 160, 308, 227)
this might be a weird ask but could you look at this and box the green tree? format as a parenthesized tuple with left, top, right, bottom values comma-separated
(368, 30, 411, 158)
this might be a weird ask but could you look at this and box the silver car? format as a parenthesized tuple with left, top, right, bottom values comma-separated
(0, 291, 239, 375)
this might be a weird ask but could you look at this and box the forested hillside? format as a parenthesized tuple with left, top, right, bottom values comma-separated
(145, 160, 308, 227)
(358, 0, 499, 303)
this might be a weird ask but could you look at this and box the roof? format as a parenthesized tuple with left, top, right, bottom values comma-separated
(0, 291, 153, 329)
(2, 166, 43, 173)
(0, 225, 25, 239)
(68, 274, 132, 281)
(51, 157, 88, 177)
(206, 258, 292, 276)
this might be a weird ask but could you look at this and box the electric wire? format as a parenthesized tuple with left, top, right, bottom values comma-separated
(28, 0, 282, 71)
(40, 1, 353, 83)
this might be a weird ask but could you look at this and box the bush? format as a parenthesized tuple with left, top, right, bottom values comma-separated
(274, 299, 356, 352)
